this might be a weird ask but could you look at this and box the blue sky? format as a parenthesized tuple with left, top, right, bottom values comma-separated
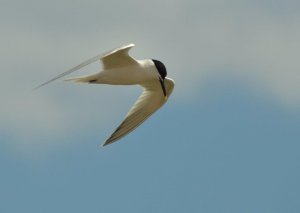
(1, 0, 300, 212)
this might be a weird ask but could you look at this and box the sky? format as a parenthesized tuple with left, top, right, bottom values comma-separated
(1, 0, 300, 212)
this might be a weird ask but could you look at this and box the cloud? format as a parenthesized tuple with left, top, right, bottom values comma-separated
(163, 1, 300, 108)
(1, 0, 299, 152)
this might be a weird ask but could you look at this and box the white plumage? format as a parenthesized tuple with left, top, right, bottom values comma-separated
(35, 44, 175, 146)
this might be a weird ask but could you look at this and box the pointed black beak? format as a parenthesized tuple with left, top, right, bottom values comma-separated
(159, 77, 167, 97)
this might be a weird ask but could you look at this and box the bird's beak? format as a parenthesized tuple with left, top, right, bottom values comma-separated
(159, 77, 167, 98)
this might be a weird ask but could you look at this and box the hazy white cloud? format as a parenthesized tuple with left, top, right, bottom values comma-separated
(1, 0, 299, 152)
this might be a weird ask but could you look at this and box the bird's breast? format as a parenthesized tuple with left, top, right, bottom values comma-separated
(99, 63, 158, 85)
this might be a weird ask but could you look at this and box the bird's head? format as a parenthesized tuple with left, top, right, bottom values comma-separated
(152, 59, 167, 97)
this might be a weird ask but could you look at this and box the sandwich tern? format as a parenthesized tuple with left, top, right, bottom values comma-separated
(35, 44, 175, 146)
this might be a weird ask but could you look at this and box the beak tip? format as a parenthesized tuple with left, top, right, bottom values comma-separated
(159, 77, 167, 98)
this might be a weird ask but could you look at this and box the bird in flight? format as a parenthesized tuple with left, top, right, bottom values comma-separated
(35, 44, 175, 146)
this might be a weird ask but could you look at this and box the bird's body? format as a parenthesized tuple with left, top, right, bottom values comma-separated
(70, 59, 158, 85)
(36, 44, 175, 146)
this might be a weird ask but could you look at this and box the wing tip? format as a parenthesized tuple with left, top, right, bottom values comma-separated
(101, 139, 114, 147)
(32, 85, 43, 91)
(101, 142, 108, 147)
(33, 81, 53, 90)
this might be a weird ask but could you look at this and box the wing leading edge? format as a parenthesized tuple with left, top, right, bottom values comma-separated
(34, 44, 136, 89)
(103, 78, 175, 146)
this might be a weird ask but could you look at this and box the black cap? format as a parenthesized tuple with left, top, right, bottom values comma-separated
(152, 59, 167, 79)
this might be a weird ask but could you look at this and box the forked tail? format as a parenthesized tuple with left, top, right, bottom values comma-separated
(65, 74, 99, 83)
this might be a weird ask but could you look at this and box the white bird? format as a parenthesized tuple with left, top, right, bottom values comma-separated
(35, 44, 175, 146)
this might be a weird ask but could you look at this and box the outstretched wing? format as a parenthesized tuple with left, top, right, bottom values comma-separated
(101, 43, 138, 70)
(102, 78, 175, 146)
(34, 43, 136, 89)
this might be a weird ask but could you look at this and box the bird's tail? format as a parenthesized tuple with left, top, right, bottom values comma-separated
(65, 74, 99, 83)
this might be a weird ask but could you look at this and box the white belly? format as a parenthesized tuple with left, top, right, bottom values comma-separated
(95, 60, 158, 85)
